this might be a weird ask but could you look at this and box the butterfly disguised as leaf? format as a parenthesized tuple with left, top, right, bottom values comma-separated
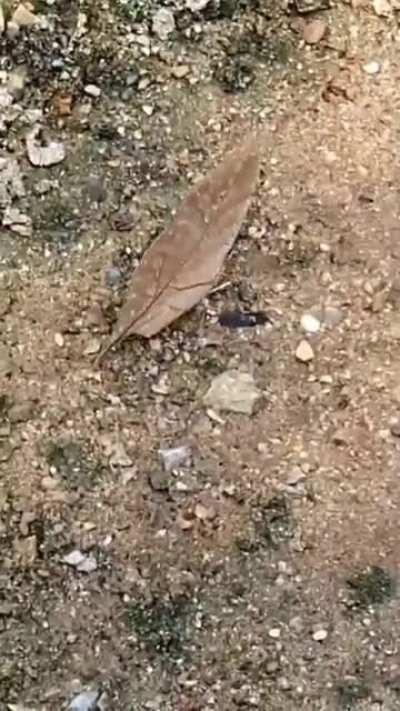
(97, 133, 262, 363)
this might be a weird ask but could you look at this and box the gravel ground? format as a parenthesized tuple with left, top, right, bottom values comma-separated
(1, 1, 400, 709)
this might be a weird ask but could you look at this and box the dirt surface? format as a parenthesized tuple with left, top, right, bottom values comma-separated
(1, 0, 400, 709)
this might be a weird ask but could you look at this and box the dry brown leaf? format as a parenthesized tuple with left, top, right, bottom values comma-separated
(97, 133, 262, 362)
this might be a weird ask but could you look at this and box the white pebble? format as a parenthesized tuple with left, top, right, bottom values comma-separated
(363, 61, 381, 75)
(313, 629, 328, 641)
(84, 84, 101, 98)
(54, 332, 64, 347)
(300, 313, 320, 334)
(268, 627, 281, 639)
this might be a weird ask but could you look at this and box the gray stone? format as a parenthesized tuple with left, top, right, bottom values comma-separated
(158, 445, 191, 472)
(104, 266, 122, 288)
(204, 370, 260, 415)
(62, 549, 85, 567)
(77, 556, 97, 574)
(68, 689, 100, 711)
(152, 8, 175, 40)
(84, 84, 101, 98)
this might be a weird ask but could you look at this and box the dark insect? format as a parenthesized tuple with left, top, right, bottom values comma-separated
(218, 310, 270, 328)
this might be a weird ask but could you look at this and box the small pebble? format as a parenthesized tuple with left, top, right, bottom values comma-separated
(77, 556, 98, 574)
(286, 467, 306, 486)
(266, 661, 279, 674)
(54, 332, 64, 347)
(84, 338, 100, 355)
(104, 266, 122, 288)
(172, 65, 190, 79)
(41, 476, 58, 490)
(62, 549, 85, 567)
(363, 61, 381, 75)
(187, 0, 210, 7)
(313, 629, 328, 641)
(303, 19, 327, 45)
(296, 340, 314, 363)
(84, 84, 101, 98)
(300, 313, 320, 334)
(268, 627, 281, 639)
(278, 677, 291, 691)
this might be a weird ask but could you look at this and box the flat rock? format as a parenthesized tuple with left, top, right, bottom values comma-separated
(203, 369, 261, 415)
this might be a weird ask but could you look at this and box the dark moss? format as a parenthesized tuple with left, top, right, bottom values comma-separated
(336, 680, 370, 709)
(32, 195, 80, 247)
(279, 238, 319, 271)
(43, 438, 106, 489)
(126, 596, 191, 661)
(235, 496, 295, 554)
(214, 56, 255, 93)
(256, 495, 295, 548)
(114, 0, 149, 23)
(346, 566, 396, 611)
